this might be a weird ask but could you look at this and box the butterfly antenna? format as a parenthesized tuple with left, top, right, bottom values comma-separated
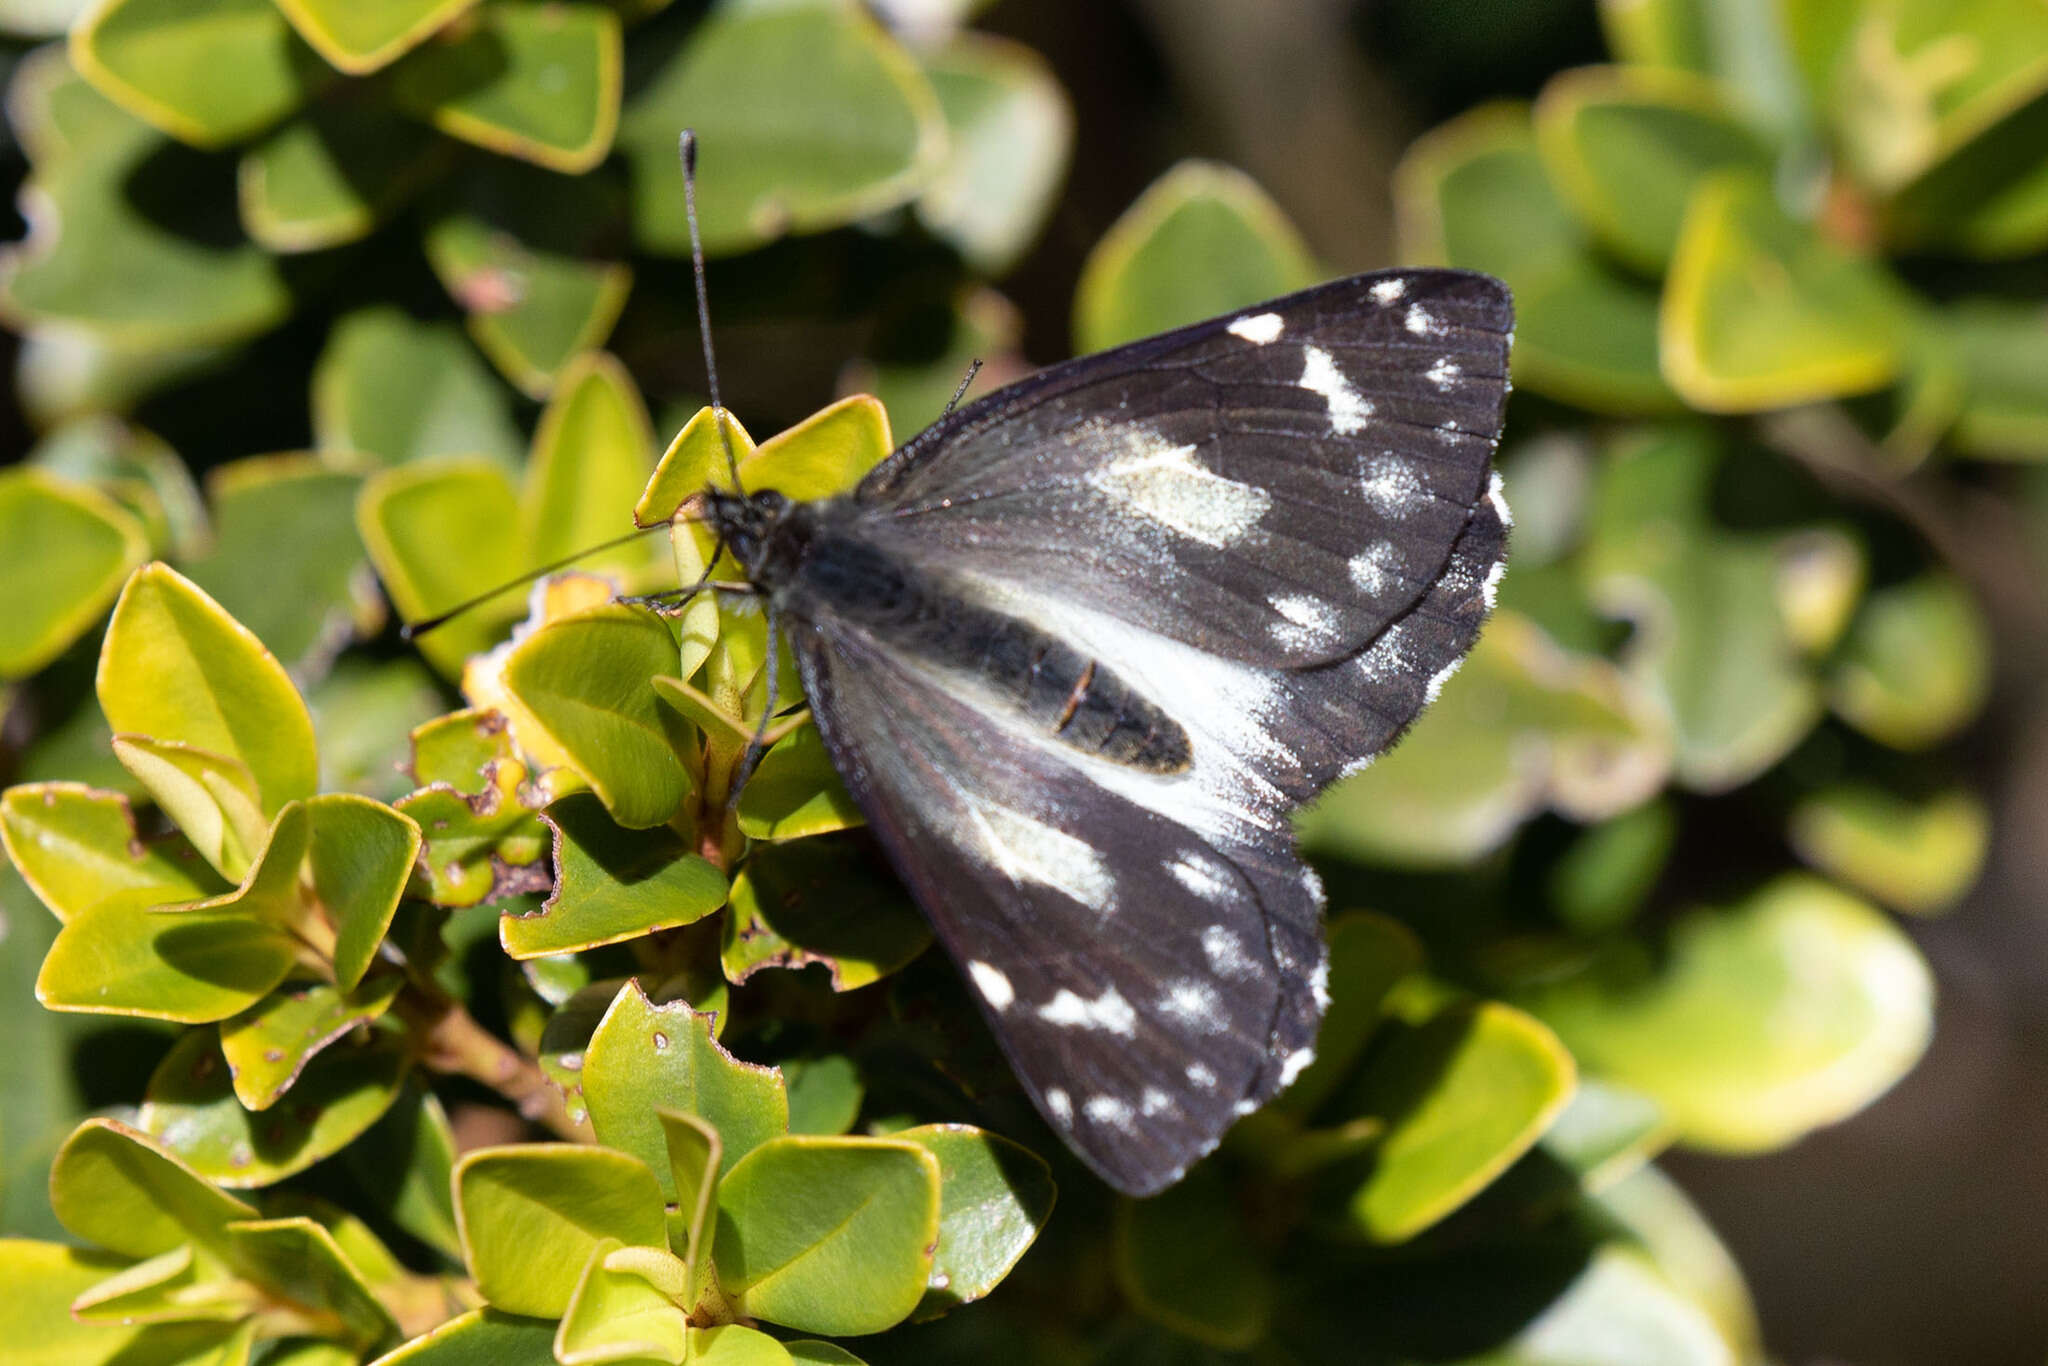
(679, 129, 744, 495)
(942, 357, 983, 417)
(400, 523, 677, 639)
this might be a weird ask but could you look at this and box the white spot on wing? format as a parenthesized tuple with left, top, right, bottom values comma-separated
(1483, 557, 1507, 611)
(1227, 311, 1283, 344)
(1168, 851, 1234, 899)
(1359, 456, 1425, 516)
(1279, 1046, 1317, 1089)
(1201, 924, 1256, 978)
(967, 960, 1014, 1010)
(1039, 986, 1137, 1035)
(1186, 1061, 1218, 1088)
(1424, 658, 1463, 705)
(1347, 539, 1404, 595)
(1405, 304, 1443, 336)
(965, 803, 1114, 911)
(1159, 978, 1224, 1029)
(1084, 1094, 1136, 1129)
(1487, 469, 1513, 528)
(1045, 1088, 1073, 1124)
(1269, 592, 1342, 650)
(1088, 431, 1269, 549)
(1141, 1087, 1173, 1116)
(1310, 956, 1331, 1011)
(1299, 345, 1373, 435)
(1426, 358, 1461, 389)
(1370, 278, 1407, 305)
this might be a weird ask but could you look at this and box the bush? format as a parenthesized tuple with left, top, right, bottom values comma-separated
(0, 0, 2032, 1362)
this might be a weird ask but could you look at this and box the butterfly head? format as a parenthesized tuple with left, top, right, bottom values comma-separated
(705, 486, 806, 589)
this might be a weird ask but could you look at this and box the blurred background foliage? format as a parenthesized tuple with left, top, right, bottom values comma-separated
(0, 0, 2044, 1363)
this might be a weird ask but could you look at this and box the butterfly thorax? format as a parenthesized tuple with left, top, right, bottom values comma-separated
(710, 486, 1190, 775)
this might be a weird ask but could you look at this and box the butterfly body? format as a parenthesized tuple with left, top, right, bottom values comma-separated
(707, 269, 1514, 1195)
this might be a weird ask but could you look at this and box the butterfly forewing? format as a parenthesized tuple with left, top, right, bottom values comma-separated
(748, 268, 1514, 1195)
(855, 270, 1511, 669)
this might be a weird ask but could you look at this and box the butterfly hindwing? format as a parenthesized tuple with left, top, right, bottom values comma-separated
(790, 616, 1323, 1195)
(854, 269, 1511, 669)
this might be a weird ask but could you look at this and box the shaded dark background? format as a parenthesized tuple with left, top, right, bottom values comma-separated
(2, 3, 2043, 1363)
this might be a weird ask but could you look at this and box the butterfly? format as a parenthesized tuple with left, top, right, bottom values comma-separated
(705, 268, 1515, 1195)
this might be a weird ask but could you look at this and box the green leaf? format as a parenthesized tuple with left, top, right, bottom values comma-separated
(218, 975, 403, 1110)
(425, 173, 635, 400)
(67, 1240, 238, 1326)
(0, 469, 147, 679)
(554, 1238, 689, 1366)
(519, 353, 658, 565)
(1074, 159, 1317, 354)
(1, 782, 224, 922)
(363, 1308, 558, 1366)
(1595, 1163, 1760, 1359)
(781, 1344, 863, 1366)
(637, 405, 756, 527)
(0, 54, 290, 348)
(1662, 172, 1910, 411)
(723, 835, 932, 989)
(712, 1135, 941, 1336)
(1298, 613, 1669, 866)
(1397, 102, 1680, 414)
(71, 0, 326, 148)
(1541, 1077, 1673, 1190)
(1522, 874, 1933, 1152)
(315, 308, 524, 469)
(454, 1143, 667, 1317)
(356, 458, 523, 678)
(1314, 996, 1576, 1242)
(110, 734, 269, 882)
(1826, 0, 2048, 193)
(391, 1, 622, 173)
(0, 1238, 153, 1366)
(273, 0, 481, 74)
(184, 456, 375, 678)
(656, 1109, 720, 1283)
(1884, 92, 2048, 259)
(178, 799, 314, 934)
(1534, 65, 1775, 272)
(1828, 572, 1992, 749)
(1481, 1244, 1739, 1366)
(783, 1055, 863, 1137)
(396, 757, 549, 908)
(1580, 428, 1828, 791)
(307, 792, 423, 989)
(239, 105, 447, 252)
(688, 1326, 794, 1366)
(504, 792, 727, 957)
(502, 605, 692, 828)
(1272, 911, 1424, 1120)
(137, 1022, 410, 1186)
(1790, 783, 1989, 915)
(897, 1124, 1054, 1320)
(28, 413, 205, 561)
(36, 897, 296, 1024)
(1550, 800, 1679, 935)
(1115, 1162, 1270, 1349)
(741, 395, 894, 502)
(916, 34, 1072, 273)
(619, 0, 946, 255)
(343, 1084, 462, 1262)
(582, 979, 787, 1193)
(225, 1216, 398, 1351)
(1938, 297, 2048, 460)
(412, 708, 517, 791)
(49, 1117, 255, 1259)
(97, 562, 319, 818)
(736, 725, 863, 841)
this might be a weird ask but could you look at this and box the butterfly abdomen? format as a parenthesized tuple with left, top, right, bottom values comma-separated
(794, 522, 1190, 774)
